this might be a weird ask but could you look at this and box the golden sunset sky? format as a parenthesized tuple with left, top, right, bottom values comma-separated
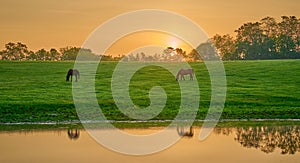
(0, 0, 299, 55)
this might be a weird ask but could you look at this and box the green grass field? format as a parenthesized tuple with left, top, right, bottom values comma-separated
(0, 60, 300, 123)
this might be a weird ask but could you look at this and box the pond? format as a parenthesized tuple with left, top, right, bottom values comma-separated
(0, 124, 299, 163)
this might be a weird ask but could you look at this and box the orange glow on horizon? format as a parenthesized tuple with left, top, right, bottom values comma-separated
(104, 31, 194, 56)
(0, 0, 299, 52)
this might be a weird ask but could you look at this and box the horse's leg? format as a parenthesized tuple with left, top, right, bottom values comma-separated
(75, 75, 78, 82)
(70, 75, 72, 82)
(190, 73, 193, 80)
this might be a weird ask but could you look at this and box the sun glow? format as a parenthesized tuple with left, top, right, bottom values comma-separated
(105, 31, 193, 56)
(169, 38, 179, 49)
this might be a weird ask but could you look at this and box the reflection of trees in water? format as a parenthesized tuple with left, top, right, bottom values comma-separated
(235, 126, 300, 154)
(214, 127, 234, 136)
(215, 126, 300, 154)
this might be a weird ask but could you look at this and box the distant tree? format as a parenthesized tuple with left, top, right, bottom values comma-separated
(187, 49, 200, 61)
(161, 47, 184, 61)
(0, 49, 8, 60)
(175, 48, 186, 58)
(35, 49, 48, 61)
(145, 55, 154, 61)
(233, 16, 300, 60)
(77, 48, 100, 61)
(259, 17, 278, 59)
(212, 34, 238, 60)
(174, 48, 186, 61)
(127, 53, 136, 61)
(235, 22, 267, 59)
(3, 42, 29, 60)
(26, 51, 36, 60)
(49, 48, 61, 61)
(122, 55, 129, 61)
(100, 55, 114, 61)
(113, 54, 123, 61)
(60, 46, 80, 60)
(153, 53, 160, 61)
(136, 53, 140, 61)
(162, 47, 173, 61)
(196, 41, 218, 60)
(277, 16, 300, 58)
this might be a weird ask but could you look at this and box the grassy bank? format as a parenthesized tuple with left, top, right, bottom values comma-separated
(1, 120, 300, 131)
(0, 60, 299, 123)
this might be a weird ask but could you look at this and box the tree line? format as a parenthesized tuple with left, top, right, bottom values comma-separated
(0, 16, 299, 61)
(0, 42, 201, 62)
(212, 16, 300, 60)
(214, 125, 300, 154)
(0, 43, 103, 61)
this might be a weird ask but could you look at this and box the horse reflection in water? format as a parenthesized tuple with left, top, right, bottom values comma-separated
(177, 126, 194, 138)
(67, 128, 80, 140)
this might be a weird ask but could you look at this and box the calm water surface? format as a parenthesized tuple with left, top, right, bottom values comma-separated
(0, 125, 299, 163)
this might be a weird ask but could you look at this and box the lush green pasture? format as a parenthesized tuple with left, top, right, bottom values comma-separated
(0, 60, 300, 123)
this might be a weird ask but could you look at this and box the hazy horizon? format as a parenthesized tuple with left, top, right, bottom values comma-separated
(1, 0, 299, 55)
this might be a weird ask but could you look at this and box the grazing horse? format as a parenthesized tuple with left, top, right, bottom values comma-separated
(66, 69, 80, 82)
(176, 69, 194, 81)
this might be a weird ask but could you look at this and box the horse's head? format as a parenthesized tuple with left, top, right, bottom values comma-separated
(66, 69, 73, 82)
(66, 75, 70, 81)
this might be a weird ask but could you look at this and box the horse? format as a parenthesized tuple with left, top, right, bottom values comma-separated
(176, 69, 194, 81)
(66, 69, 80, 82)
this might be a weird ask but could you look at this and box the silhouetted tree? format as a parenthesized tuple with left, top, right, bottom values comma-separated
(211, 15, 300, 60)
(212, 34, 238, 60)
(35, 49, 48, 61)
(27, 51, 37, 60)
(235, 22, 267, 59)
(277, 16, 300, 58)
(187, 49, 201, 61)
(60, 46, 80, 60)
(196, 41, 218, 60)
(2, 42, 29, 60)
(49, 48, 61, 61)
(100, 54, 114, 61)
(260, 17, 278, 59)
(77, 48, 100, 61)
